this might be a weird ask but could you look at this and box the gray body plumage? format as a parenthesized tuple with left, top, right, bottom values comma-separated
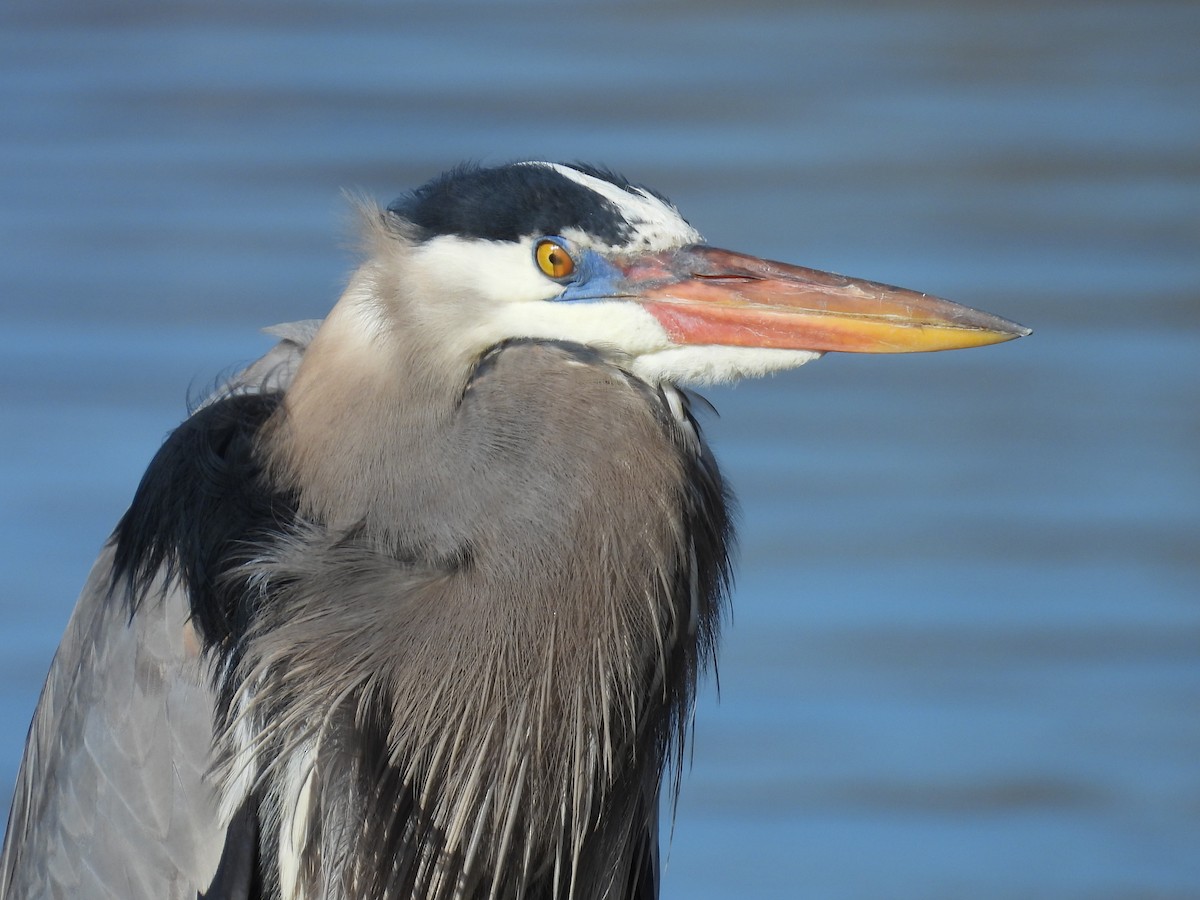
(0, 326, 311, 899)
(0, 550, 227, 898)
(1, 161, 1027, 899)
(3, 321, 723, 899)
(247, 338, 723, 899)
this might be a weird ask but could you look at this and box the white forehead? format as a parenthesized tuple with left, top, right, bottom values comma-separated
(525, 162, 703, 252)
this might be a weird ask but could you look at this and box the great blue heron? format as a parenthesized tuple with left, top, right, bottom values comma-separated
(0, 162, 1028, 899)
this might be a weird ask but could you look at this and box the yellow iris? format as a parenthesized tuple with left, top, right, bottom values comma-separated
(535, 240, 575, 280)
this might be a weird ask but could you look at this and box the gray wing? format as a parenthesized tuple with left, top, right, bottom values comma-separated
(0, 557, 228, 899)
(0, 322, 319, 899)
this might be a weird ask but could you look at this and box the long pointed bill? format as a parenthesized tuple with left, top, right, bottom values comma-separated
(620, 245, 1030, 353)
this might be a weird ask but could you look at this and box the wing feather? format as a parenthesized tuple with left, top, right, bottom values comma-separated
(0, 324, 318, 899)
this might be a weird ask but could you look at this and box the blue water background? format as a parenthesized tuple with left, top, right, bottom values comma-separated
(2, 2, 1198, 897)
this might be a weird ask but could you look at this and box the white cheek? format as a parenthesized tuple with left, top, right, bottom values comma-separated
(631, 346, 822, 386)
(407, 236, 676, 355)
(392, 233, 823, 387)
(478, 299, 672, 357)
(410, 236, 559, 304)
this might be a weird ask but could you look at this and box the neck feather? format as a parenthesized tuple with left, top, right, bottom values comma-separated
(242, 336, 731, 898)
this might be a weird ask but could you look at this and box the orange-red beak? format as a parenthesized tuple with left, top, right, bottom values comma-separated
(619, 245, 1029, 353)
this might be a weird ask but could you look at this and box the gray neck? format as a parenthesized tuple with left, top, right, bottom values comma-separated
(248, 325, 728, 897)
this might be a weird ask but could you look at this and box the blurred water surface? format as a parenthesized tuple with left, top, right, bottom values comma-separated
(2, 1, 1198, 897)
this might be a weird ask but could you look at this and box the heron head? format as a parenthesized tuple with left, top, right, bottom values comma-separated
(359, 161, 1028, 386)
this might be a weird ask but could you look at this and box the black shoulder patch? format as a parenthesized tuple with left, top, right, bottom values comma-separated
(387, 161, 638, 244)
(111, 392, 296, 655)
(197, 792, 261, 900)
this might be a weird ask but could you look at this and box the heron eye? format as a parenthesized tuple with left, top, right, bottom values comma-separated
(535, 239, 576, 280)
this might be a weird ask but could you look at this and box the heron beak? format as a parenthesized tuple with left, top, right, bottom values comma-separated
(620, 245, 1030, 353)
